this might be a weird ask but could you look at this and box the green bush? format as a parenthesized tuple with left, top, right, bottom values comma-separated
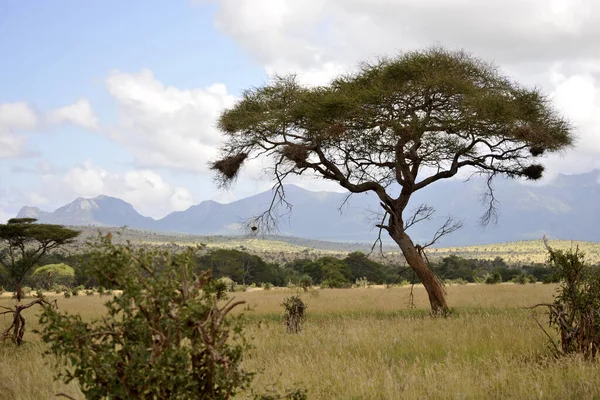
(38, 235, 254, 399)
(485, 273, 502, 285)
(320, 279, 349, 289)
(52, 284, 68, 294)
(537, 242, 600, 359)
(218, 276, 235, 292)
(512, 273, 528, 285)
(262, 282, 273, 290)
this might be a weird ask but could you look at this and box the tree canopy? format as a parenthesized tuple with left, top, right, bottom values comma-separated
(211, 47, 574, 314)
(0, 218, 80, 300)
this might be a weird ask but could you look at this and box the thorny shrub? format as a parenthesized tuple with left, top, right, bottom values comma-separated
(534, 239, 600, 359)
(37, 234, 255, 399)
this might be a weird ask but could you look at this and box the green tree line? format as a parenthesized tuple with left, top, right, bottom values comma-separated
(3, 246, 581, 291)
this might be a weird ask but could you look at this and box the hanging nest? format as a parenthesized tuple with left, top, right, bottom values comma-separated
(210, 153, 248, 181)
(522, 164, 544, 180)
(529, 146, 545, 157)
(281, 144, 309, 165)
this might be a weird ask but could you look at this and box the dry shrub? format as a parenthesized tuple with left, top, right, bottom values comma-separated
(282, 296, 307, 334)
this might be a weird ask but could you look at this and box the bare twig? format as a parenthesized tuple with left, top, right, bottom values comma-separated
(421, 217, 463, 249)
(479, 172, 499, 226)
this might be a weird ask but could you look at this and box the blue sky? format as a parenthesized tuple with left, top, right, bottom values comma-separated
(1, 0, 599, 222)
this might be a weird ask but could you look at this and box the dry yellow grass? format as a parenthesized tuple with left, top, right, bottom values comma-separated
(426, 239, 600, 264)
(2, 284, 600, 399)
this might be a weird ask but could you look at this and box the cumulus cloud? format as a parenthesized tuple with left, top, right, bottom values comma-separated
(200, 0, 600, 179)
(205, 0, 600, 80)
(0, 102, 37, 158)
(49, 98, 99, 131)
(37, 160, 196, 218)
(104, 69, 236, 173)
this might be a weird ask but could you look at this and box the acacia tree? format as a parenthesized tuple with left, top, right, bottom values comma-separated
(0, 218, 80, 301)
(210, 48, 573, 315)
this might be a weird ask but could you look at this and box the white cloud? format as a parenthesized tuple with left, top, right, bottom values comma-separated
(0, 210, 13, 224)
(201, 0, 600, 180)
(38, 160, 196, 218)
(49, 98, 99, 131)
(104, 69, 236, 173)
(0, 102, 37, 158)
(205, 0, 600, 86)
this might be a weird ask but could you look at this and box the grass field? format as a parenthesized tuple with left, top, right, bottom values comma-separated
(2, 284, 600, 399)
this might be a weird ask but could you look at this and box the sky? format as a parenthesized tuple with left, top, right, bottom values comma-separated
(1, 0, 600, 222)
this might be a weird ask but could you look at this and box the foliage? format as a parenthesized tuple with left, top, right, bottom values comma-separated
(212, 47, 573, 313)
(199, 248, 287, 286)
(282, 296, 307, 334)
(31, 263, 75, 290)
(513, 273, 537, 285)
(535, 241, 600, 359)
(0, 218, 79, 301)
(37, 235, 254, 399)
(354, 277, 370, 288)
(485, 273, 502, 285)
(218, 276, 236, 292)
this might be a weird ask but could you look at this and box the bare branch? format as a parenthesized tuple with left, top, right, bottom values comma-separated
(369, 211, 389, 257)
(421, 217, 464, 249)
(404, 204, 435, 230)
(479, 172, 500, 226)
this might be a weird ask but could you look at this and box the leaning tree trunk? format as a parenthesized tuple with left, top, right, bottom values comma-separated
(390, 228, 448, 315)
(16, 282, 23, 302)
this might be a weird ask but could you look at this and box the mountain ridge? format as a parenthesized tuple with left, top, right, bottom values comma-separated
(15, 172, 600, 246)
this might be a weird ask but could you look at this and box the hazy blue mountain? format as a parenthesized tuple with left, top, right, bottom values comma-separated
(16, 195, 155, 229)
(14, 171, 600, 246)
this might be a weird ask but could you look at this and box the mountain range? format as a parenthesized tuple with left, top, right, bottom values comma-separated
(15, 170, 600, 246)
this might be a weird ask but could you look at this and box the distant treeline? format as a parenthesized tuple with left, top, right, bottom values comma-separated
(1, 246, 582, 291)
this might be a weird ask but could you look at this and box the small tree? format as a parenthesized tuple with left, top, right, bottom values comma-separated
(531, 238, 600, 359)
(1, 298, 54, 345)
(0, 218, 79, 301)
(31, 263, 75, 290)
(38, 235, 253, 399)
(211, 47, 573, 315)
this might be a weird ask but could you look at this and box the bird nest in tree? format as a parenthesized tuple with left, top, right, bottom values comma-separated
(282, 144, 309, 164)
(522, 164, 544, 180)
(210, 153, 248, 180)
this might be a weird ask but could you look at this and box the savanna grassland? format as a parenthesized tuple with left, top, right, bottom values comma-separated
(3, 283, 600, 399)
(70, 226, 600, 265)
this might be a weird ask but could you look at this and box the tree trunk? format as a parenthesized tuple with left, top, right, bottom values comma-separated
(390, 229, 448, 315)
(16, 282, 23, 302)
